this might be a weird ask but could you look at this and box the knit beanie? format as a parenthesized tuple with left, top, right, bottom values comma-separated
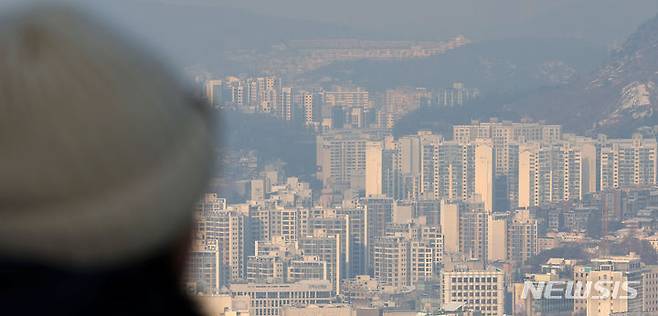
(0, 4, 214, 267)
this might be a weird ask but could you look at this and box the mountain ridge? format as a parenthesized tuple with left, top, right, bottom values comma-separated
(304, 37, 606, 93)
(504, 13, 658, 136)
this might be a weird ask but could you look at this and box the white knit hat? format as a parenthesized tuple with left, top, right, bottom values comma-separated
(0, 5, 214, 267)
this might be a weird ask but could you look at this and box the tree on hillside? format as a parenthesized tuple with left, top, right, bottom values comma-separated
(610, 237, 658, 265)
(525, 246, 591, 273)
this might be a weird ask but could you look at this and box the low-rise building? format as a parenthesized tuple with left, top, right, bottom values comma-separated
(441, 266, 505, 315)
(229, 280, 334, 316)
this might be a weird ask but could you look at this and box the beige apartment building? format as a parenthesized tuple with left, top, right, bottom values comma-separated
(298, 230, 342, 294)
(373, 235, 410, 289)
(195, 194, 247, 287)
(487, 212, 508, 262)
(599, 134, 658, 190)
(316, 129, 385, 192)
(454, 120, 561, 209)
(474, 140, 495, 213)
(507, 210, 538, 265)
(185, 239, 221, 294)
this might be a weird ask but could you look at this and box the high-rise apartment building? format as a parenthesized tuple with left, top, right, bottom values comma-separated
(390, 137, 494, 209)
(324, 87, 370, 108)
(374, 222, 440, 285)
(224, 77, 244, 106)
(643, 265, 658, 313)
(308, 212, 351, 278)
(382, 148, 403, 199)
(254, 237, 296, 257)
(437, 82, 480, 107)
(410, 240, 434, 285)
(247, 255, 285, 283)
(195, 194, 247, 286)
(563, 134, 599, 194)
(458, 199, 488, 262)
(573, 265, 591, 315)
(286, 256, 328, 283)
(248, 241, 329, 285)
(363, 196, 394, 273)
(204, 79, 223, 108)
(416, 199, 441, 226)
(250, 207, 323, 244)
(272, 208, 303, 242)
(507, 210, 538, 265)
(454, 120, 561, 210)
(335, 207, 368, 277)
(298, 230, 342, 294)
(420, 225, 445, 266)
(301, 91, 322, 125)
(316, 129, 385, 192)
(600, 134, 657, 190)
(245, 76, 281, 113)
(279, 87, 294, 121)
(185, 239, 221, 294)
(250, 205, 272, 242)
(440, 199, 488, 262)
(389, 130, 507, 206)
(474, 140, 495, 212)
(393, 131, 442, 199)
(440, 200, 461, 254)
(513, 271, 574, 316)
(487, 212, 508, 262)
(384, 87, 420, 116)
(435, 141, 474, 201)
(365, 141, 383, 196)
(373, 235, 409, 288)
(518, 142, 583, 208)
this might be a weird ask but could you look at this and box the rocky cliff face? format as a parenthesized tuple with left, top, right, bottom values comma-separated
(508, 13, 658, 136)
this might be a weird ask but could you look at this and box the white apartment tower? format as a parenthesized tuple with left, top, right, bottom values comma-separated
(474, 140, 495, 213)
(365, 141, 383, 196)
(487, 212, 508, 262)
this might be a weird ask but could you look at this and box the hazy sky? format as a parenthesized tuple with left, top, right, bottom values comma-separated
(2, 0, 657, 43)
(219, 0, 545, 31)
(2, 0, 657, 72)
(133, 0, 658, 43)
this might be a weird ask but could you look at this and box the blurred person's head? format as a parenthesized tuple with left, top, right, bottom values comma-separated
(0, 4, 213, 315)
